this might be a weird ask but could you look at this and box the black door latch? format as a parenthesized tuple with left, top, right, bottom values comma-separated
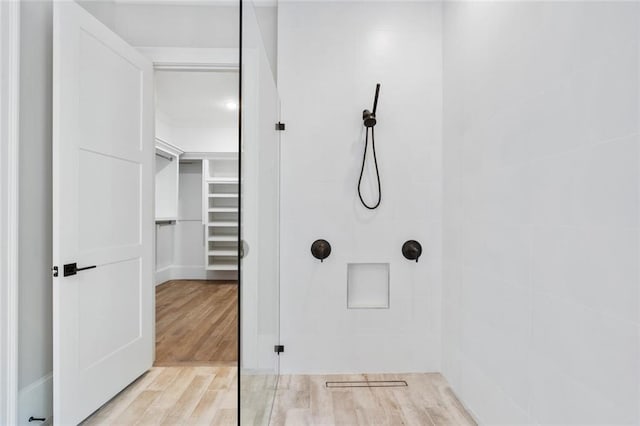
(63, 263, 97, 277)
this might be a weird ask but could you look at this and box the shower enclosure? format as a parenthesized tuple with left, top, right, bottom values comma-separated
(239, 1, 281, 424)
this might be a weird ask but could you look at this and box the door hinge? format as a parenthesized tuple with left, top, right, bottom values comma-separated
(274, 345, 284, 354)
(275, 122, 285, 131)
(52, 266, 59, 277)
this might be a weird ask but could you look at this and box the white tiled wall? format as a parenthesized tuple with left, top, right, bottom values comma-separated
(442, 2, 640, 424)
(278, 1, 443, 374)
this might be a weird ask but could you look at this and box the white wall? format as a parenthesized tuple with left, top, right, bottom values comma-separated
(442, 2, 640, 424)
(278, 1, 443, 374)
(155, 113, 173, 143)
(114, 3, 238, 48)
(79, 1, 239, 49)
(17, 1, 53, 423)
(156, 105, 237, 154)
(159, 125, 238, 153)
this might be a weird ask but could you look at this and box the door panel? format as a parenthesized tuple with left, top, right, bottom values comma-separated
(78, 31, 144, 155)
(53, 3, 154, 425)
(78, 151, 141, 251)
(77, 259, 142, 370)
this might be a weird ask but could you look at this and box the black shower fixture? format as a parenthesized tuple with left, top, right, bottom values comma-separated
(402, 240, 423, 262)
(357, 83, 383, 210)
(311, 239, 332, 262)
(362, 83, 380, 128)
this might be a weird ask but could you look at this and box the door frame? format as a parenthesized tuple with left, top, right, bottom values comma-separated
(0, 1, 20, 424)
(136, 47, 239, 72)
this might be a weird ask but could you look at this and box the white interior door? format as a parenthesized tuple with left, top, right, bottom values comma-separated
(52, 3, 154, 425)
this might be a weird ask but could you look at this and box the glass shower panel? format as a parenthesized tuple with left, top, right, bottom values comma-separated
(239, 1, 280, 425)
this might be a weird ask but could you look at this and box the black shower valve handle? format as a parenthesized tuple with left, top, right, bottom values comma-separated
(402, 240, 422, 263)
(311, 239, 331, 262)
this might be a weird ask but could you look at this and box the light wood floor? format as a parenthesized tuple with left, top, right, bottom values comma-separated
(83, 370, 474, 426)
(82, 366, 237, 425)
(155, 280, 238, 366)
(270, 373, 476, 426)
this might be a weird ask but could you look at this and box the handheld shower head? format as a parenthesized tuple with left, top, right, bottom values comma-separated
(362, 84, 381, 128)
(357, 83, 383, 209)
(372, 83, 380, 114)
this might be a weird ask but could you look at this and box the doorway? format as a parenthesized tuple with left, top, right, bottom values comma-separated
(153, 69, 240, 368)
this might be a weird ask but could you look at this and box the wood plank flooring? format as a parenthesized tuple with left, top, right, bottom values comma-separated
(82, 366, 237, 426)
(155, 280, 238, 366)
(270, 373, 477, 426)
(83, 370, 474, 426)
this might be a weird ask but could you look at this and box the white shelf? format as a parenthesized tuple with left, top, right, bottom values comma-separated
(204, 156, 239, 271)
(209, 193, 238, 198)
(208, 236, 237, 242)
(208, 250, 237, 256)
(207, 264, 238, 271)
(208, 207, 238, 213)
(209, 221, 238, 227)
(206, 177, 238, 184)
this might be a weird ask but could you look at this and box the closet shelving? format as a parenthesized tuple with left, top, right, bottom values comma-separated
(202, 154, 239, 271)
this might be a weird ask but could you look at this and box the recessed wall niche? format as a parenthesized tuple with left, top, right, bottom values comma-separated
(347, 263, 390, 309)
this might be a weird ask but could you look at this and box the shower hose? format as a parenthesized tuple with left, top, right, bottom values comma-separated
(357, 126, 382, 210)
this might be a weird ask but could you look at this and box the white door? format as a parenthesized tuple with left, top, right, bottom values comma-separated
(52, 3, 154, 425)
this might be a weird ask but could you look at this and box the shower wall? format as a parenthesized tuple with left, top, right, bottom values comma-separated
(278, 1, 443, 374)
(442, 2, 640, 424)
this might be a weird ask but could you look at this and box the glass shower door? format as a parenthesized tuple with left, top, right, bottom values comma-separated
(239, 1, 281, 424)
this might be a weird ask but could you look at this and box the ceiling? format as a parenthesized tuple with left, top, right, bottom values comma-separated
(155, 70, 239, 129)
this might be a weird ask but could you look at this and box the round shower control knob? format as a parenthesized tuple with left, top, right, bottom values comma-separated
(311, 239, 331, 262)
(402, 240, 422, 262)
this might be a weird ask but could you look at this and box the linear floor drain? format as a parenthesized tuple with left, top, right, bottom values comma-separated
(325, 380, 408, 388)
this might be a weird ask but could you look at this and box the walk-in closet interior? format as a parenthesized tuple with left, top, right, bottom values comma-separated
(154, 69, 239, 366)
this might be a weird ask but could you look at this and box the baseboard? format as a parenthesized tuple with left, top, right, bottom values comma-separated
(156, 265, 237, 285)
(173, 265, 237, 281)
(171, 265, 211, 280)
(155, 265, 172, 286)
(208, 270, 237, 280)
(18, 373, 53, 426)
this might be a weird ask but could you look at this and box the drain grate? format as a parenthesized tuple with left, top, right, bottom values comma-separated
(325, 380, 408, 388)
